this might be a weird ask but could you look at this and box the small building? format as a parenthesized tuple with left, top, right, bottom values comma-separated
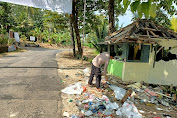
(104, 19, 177, 86)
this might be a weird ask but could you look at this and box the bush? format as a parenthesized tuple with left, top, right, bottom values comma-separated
(20, 35, 27, 41)
(0, 33, 8, 45)
(9, 38, 15, 45)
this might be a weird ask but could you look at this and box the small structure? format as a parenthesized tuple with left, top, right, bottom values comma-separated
(104, 19, 177, 86)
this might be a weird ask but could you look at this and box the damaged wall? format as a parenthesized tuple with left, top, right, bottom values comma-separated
(122, 39, 177, 86)
(149, 40, 177, 86)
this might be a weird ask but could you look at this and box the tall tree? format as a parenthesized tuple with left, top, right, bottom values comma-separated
(108, 0, 116, 35)
(69, 15, 76, 57)
(71, 0, 82, 56)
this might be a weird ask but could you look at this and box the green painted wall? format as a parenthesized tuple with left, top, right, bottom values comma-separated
(107, 59, 123, 78)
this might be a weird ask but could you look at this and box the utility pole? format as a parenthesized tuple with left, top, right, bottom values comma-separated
(82, 0, 86, 64)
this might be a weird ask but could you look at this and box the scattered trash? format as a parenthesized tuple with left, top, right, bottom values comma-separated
(65, 75, 176, 117)
(61, 82, 83, 94)
(127, 82, 146, 89)
(139, 110, 145, 113)
(122, 102, 142, 118)
(82, 99, 93, 104)
(76, 99, 82, 106)
(65, 75, 69, 78)
(70, 115, 78, 118)
(82, 86, 86, 92)
(121, 89, 133, 104)
(163, 114, 171, 118)
(83, 68, 90, 76)
(106, 102, 119, 110)
(144, 89, 158, 97)
(85, 110, 93, 116)
(69, 99, 73, 102)
(63, 112, 69, 117)
(102, 95, 110, 103)
(116, 109, 123, 116)
(109, 84, 126, 100)
(98, 104, 106, 110)
(156, 107, 163, 111)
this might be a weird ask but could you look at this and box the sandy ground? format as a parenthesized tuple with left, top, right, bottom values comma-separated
(57, 49, 177, 118)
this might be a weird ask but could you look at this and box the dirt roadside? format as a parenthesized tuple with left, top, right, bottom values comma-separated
(57, 49, 177, 118)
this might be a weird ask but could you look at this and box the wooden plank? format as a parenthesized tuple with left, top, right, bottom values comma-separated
(121, 89, 133, 104)
(157, 46, 164, 54)
(149, 30, 158, 37)
(146, 30, 150, 36)
(153, 45, 157, 68)
(150, 22, 159, 30)
(162, 32, 167, 37)
(155, 92, 172, 99)
(144, 28, 161, 31)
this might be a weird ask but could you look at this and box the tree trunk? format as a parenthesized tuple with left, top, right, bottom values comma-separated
(71, 0, 82, 56)
(70, 15, 76, 57)
(108, 0, 116, 35)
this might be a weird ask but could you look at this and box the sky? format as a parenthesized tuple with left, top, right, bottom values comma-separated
(118, 3, 177, 27)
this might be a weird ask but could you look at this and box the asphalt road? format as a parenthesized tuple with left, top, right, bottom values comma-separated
(0, 47, 63, 118)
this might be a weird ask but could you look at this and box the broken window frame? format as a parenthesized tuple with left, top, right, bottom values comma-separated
(127, 43, 150, 63)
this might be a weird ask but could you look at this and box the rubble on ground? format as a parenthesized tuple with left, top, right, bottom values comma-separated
(58, 52, 177, 118)
(60, 68, 177, 118)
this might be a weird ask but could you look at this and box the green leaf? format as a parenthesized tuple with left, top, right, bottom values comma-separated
(123, 0, 128, 7)
(118, 0, 122, 4)
(137, 3, 143, 19)
(123, 0, 130, 11)
(141, 2, 150, 16)
(149, 3, 157, 18)
(130, 1, 140, 13)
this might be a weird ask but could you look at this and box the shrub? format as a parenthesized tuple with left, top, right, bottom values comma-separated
(0, 33, 8, 45)
(20, 35, 27, 41)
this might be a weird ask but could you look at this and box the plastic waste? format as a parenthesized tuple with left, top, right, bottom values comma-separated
(89, 94, 94, 100)
(63, 112, 69, 117)
(76, 99, 82, 106)
(61, 82, 83, 94)
(122, 102, 142, 118)
(116, 109, 123, 116)
(104, 110, 112, 115)
(106, 102, 119, 110)
(91, 109, 98, 113)
(70, 115, 79, 118)
(109, 84, 126, 100)
(69, 99, 73, 102)
(82, 99, 93, 104)
(102, 95, 110, 103)
(98, 104, 106, 110)
(82, 86, 86, 92)
(85, 111, 93, 116)
(83, 68, 90, 76)
(160, 99, 170, 106)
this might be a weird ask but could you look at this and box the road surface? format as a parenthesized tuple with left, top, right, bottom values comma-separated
(0, 48, 62, 118)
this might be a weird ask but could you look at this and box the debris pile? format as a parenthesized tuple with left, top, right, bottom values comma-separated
(61, 68, 177, 118)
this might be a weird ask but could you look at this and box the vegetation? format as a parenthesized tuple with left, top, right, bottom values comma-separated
(171, 17, 177, 32)
(0, 0, 176, 56)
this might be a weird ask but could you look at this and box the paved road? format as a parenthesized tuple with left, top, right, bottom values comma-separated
(0, 48, 62, 118)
